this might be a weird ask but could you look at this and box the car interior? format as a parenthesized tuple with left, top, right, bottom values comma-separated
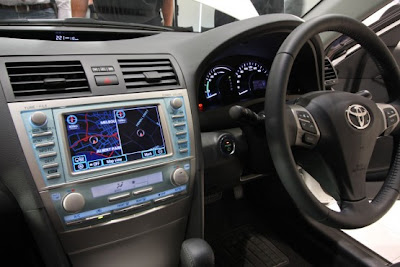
(0, 0, 399, 266)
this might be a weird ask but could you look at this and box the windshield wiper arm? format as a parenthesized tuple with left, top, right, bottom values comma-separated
(0, 18, 173, 31)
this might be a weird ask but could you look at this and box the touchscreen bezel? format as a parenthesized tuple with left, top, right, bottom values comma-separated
(59, 103, 173, 176)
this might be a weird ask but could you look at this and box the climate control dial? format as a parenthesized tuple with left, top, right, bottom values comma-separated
(62, 192, 85, 213)
(171, 168, 189, 186)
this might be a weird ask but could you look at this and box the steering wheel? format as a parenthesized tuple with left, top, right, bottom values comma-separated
(265, 14, 400, 229)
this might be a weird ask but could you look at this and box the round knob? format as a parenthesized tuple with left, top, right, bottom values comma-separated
(30, 111, 47, 127)
(62, 192, 85, 213)
(170, 98, 183, 109)
(171, 168, 189, 186)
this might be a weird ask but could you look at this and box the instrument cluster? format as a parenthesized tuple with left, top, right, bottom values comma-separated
(199, 57, 270, 110)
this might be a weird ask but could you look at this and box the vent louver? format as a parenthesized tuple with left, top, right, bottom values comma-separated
(118, 59, 179, 89)
(6, 61, 90, 97)
(324, 58, 338, 87)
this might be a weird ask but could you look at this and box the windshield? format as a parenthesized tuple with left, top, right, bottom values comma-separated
(0, 0, 322, 31)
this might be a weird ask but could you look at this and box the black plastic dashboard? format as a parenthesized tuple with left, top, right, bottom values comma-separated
(0, 14, 324, 267)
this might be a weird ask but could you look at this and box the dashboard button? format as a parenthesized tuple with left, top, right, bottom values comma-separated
(39, 151, 57, 159)
(154, 194, 175, 203)
(113, 201, 151, 214)
(133, 187, 153, 195)
(179, 148, 188, 153)
(46, 173, 61, 180)
(108, 192, 131, 202)
(32, 131, 52, 138)
(85, 212, 111, 222)
(172, 114, 184, 119)
(95, 75, 119, 86)
(176, 131, 187, 136)
(35, 141, 55, 148)
(173, 122, 186, 128)
(43, 162, 59, 169)
(66, 219, 84, 226)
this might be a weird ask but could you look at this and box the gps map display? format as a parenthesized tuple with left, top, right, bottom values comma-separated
(64, 105, 167, 172)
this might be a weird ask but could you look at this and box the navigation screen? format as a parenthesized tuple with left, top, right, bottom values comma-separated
(64, 105, 167, 172)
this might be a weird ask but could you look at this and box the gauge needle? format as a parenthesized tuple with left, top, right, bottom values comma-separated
(238, 90, 248, 96)
(205, 81, 217, 99)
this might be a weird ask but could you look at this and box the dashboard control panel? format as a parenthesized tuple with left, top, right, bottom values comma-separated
(9, 90, 194, 231)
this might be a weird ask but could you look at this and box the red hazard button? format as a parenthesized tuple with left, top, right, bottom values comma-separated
(95, 75, 119, 86)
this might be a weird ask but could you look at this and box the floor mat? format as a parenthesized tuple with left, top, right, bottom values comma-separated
(212, 225, 290, 267)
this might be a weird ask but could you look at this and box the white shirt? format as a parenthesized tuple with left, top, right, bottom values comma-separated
(0, 0, 71, 19)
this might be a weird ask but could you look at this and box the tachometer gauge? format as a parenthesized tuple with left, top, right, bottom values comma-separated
(203, 66, 234, 101)
(235, 61, 269, 97)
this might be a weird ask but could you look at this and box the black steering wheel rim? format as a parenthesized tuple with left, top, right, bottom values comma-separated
(265, 14, 400, 229)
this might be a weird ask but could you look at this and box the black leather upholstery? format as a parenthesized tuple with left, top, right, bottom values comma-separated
(180, 238, 215, 267)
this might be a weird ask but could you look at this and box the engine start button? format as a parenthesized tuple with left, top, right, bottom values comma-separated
(219, 135, 235, 155)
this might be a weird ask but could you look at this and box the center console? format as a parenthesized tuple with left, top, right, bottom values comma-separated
(8, 89, 195, 233)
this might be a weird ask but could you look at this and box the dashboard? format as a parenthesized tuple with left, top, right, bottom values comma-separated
(0, 14, 324, 267)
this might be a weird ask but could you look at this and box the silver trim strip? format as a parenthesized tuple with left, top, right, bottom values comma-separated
(332, 19, 400, 66)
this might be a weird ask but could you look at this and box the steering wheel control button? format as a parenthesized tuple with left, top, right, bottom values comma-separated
(219, 135, 236, 155)
(302, 133, 318, 145)
(170, 98, 183, 109)
(32, 131, 53, 138)
(30, 111, 48, 127)
(299, 121, 317, 134)
(383, 108, 398, 127)
(296, 111, 311, 120)
(345, 104, 371, 130)
(296, 111, 318, 134)
(171, 168, 189, 186)
(62, 192, 85, 213)
(108, 192, 131, 202)
(133, 187, 153, 196)
(94, 75, 119, 86)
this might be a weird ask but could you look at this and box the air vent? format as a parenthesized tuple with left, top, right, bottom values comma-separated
(118, 59, 179, 89)
(6, 61, 90, 97)
(324, 58, 338, 87)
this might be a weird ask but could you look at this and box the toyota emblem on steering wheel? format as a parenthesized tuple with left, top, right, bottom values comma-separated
(346, 104, 371, 130)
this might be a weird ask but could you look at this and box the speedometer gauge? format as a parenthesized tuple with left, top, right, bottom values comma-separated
(203, 66, 234, 101)
(235, 61, 268, 97)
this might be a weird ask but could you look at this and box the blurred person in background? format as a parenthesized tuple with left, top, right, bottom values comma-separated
(0, 0, 71, 19)
(72, 0, 174, 26)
